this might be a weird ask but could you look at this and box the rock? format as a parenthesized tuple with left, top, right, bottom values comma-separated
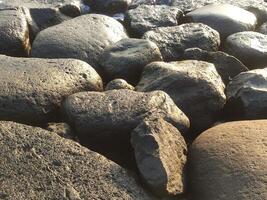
(246, 4, 267, 25)
(59, 1, 82, 17)
(46, 122, 79, 141)
(125, 5, 183, 37)
(105, 79, 135, 90)
(0, 55, 102, 125)
(131, 117, 187, 197)
(130, 0, 172, 8)
(0, 121, 156, 200)
(224, 31, 267, 69)
(0, 8, 30, 57)
(136, 61, 226, 132)
(258, 21, 267, 34)
(143, 23, 220, 61)
(224, 68, 267, 120)
(32, 14, 128, 75)
(183, 48, 248, 84)
(185, 4, 257, 40)
(100, 38, 162, 84)
(189, 120, 267, 200)
(85, 0, 131, 14)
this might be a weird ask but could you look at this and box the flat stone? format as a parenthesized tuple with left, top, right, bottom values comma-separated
(105, 79, 135, 90)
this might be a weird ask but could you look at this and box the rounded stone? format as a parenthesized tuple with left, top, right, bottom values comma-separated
(105, 79, 135, 90)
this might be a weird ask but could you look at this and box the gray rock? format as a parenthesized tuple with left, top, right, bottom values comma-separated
(0, 55, 102, 125)
(32, 14, 128, 75)
(0, 0, 80, 8)
(0, 8, 30, 57)
(143, 23, 220, 61)
(100, 38, 162, 84)
(46, 122, 79, 141)
(136, 61, 226, 132)
(183, 48, 248, 84)
(185, 4, 257, 40)
(224, 31, 267, 69)
(130, 0, 172, 8)
(105, 79, 135, 90)
(189, 120, 267, 200)
(85, 0, 131, 14)
(125, 5, 183, 37)
(224, 68, 267, 120)
(258, 21, 267, 34)
(131, 117, 187, 197)
(59, 1, 82, 17)
(0, 121, 156, 200)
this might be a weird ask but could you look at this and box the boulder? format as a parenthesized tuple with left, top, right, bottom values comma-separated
(131, 117, 187, 197)
(143, 23, 220, 61)
(258, 21, 267, 34)
(100, 38, 162, 84)
(130, 0, 172, 8)
(0, 121, 156, 200)
(85, 0, 131, 14)
(105, 79, 135, 90)
(136, 60, 226, 132)
(0, 55, 102, 125)
(189, 120, 267, 200)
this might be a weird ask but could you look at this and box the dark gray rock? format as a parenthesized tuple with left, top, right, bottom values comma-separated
(224, 31, 267, 69)
(100, 38, 162, 84)
(105, 79, 135, 90)
(185, 4, 257, 39)
(125, 5, 183, 37)
(189, 120, 267, 200)
(183, 48, 248, 84)
(46, 122, 79, 141)
(0, 8, 30, 57)
(32, 14, 128, 75)
(131, 117, 187, 197)
(85, 0, 131, 14)
(0, 55, 103, 125)
(136, 61, 226, 132)
(258, 21, 267, 34)
(59, 1, 82, 17)
(143, 23, 220, 61)
(130, 0, 172, 8)
(0, 121, 156, 200)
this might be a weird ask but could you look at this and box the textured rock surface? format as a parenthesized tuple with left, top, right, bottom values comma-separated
(258, 21, 267, 34)
(143, 23, 220, 61)
(86, 0, 131, 13)
(105, 79, 135, 90)
(131, 118, 187, 197)
(0, 121, 156, 200)
(189, 120, 267, 200)
(0, 55, 102, 125)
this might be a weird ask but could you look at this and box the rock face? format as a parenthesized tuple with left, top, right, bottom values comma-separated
(136, 61, 226, 132)
(189, 120, 267, 200)
(183, 48, 248, 84)
(0, 55, 102, 125)
(32, 14, 128, 75)
(143, 23, 220, 61)
(105, 79, 135, 90)
(125, 5, 183, 37)
(224, 31, 267, 69)
(0, 8, 30, 57)
(185, 4, 257, 39)
(224, 68, 267, 120)
(131, 118, 187, 197)
(0, 121, 155, 200)
(100, 38, 162, 84)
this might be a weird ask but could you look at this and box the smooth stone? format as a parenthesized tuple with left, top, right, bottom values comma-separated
(183, 48, 248, 84)
(32, 14, 128, 75)
(0, 55, 102, 125)
(143, 23, 220, 61)
(100, 38, 162, 85)
(0, 121, 156, 200)
(224, 31, 267, 69)
(136, 60, 226, 132)
(125, 5, 183, 37)
(105, 79, 135, 90)
(131, 117, 187, 197)
(185, 4, 257, 39)
(189, 120, 267, 200)
(258, 21, 267, 34)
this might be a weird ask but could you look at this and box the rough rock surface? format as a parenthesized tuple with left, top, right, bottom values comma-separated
(46, 122, 78, 141)
(189, 120, 267, 200)
(100, 38, 162, 84)
(131, 117, 187, 197)
(0, 121, 156, 200)
(105, 79, 135, 90)
(258, 21, 267, 34)
(136, 61, 226, 132)
(86, 0, 131, 14)
(143, 23, 220, 61)
(32, 14, 128, 75)
(0, 55, 102, 125)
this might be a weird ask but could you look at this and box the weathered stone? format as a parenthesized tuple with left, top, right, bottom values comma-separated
(130, 0, 172, 8)
(100, 38, 162, 84)
(59, 1, 82, 17)
(185, 4, 257, 39)
(32, 14, 128, 75)
(189, 120, 267, 200)
(136, 61, 226, 132)
(85, 0, 131, 14)
(46, 122, 79, 141)
(125, 5, 183, 37)
(183, 48, 248, 84)
(131, 117, 187, 197)
(258, 21, 267, 34)
(143, 23, 220, 61)
(0, 55, 103, 125)
(105, 79, 135, 90)
(0, 121, 156, 200)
